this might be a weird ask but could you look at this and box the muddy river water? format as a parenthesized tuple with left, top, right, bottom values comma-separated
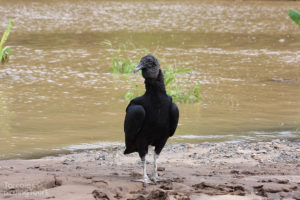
(0, 0, 300, 159)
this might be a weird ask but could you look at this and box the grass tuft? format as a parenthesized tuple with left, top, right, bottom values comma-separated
(103, 41, 201, 104)
(124, 63, 201, 103)
(101, 40, 148, 74)
(0, 21, 14, 64)
(289, 9, 300, 27)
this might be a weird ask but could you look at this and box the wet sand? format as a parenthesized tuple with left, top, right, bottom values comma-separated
(0, 140, 299, 200)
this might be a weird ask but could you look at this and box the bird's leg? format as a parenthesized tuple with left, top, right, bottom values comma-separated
(152, 152, 171, 184)
(132, 156, 153, 187)
(152, 152, 159, 184)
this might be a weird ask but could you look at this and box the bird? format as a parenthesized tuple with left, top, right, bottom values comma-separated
(123, 54, 179, 186)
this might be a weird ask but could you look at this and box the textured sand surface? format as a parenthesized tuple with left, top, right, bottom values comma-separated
(0, 140, 299, 200)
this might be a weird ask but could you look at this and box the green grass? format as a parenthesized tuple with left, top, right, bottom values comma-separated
(289, 9, 300, 27)
(163, 64, 200, 103)
(101, 40, 148, 74)
(124, 62, 201, 104)
(0, 21, 14, 64)
(124, 77, 144, 101)
(102, 40, 201, 104)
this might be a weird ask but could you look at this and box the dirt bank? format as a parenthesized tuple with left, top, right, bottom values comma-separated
(0, 140, 299, 200)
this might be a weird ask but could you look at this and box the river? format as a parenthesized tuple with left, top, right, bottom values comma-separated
(0, 0, 300, 159)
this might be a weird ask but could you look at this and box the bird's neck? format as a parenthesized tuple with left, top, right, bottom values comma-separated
(144, 69, 166, 95)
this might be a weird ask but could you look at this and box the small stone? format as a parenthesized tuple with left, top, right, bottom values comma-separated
(130, 172, 142, 178)
(33, 164, 40, 169)
(95, 155, 106, 160)
(257, 184, 291, 194)
(272, 178, 289, 184)
(160, 183, 173, 190)
(54, 176, 62, 186)
(92, 190, 110, 200)
(147, 189, 169, 200)
(230, 170, 239, 174)
(158, 167, 165, 171)
(292, 191, 300, 200)
(62, 160, 68, 165)
(45, 196, 55, 199)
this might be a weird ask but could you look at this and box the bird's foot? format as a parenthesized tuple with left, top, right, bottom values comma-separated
(151, 176, 172, 185)
(132, 176, 154, 187)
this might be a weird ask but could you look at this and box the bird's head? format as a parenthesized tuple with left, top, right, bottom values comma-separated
(134, 54, 160, 79)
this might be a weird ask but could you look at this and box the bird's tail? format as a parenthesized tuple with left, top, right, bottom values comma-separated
(124, 147, 136, 154)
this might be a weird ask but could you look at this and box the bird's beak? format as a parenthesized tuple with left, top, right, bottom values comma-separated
(134, 63, 143, 73)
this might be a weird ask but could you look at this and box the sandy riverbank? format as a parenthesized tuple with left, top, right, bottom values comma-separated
(0, 140, 299, 200)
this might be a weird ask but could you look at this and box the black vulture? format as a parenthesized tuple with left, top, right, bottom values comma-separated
(124, 54, 179, 186)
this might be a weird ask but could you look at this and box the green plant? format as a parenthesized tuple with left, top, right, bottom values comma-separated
(124, 77, 144, 101)
(163, 64, 200, 103)
(289, 9, 300, 27)
(102, 41, 201, 104)
(0, 21, 14, 64)
(124, 62, 201, 104)
(101, 40, 148, 74)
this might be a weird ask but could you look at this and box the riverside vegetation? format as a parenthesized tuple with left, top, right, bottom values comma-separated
(0, 21, 13, 64)
(288, 9, 300, 27)
(101, 40, 201, 104)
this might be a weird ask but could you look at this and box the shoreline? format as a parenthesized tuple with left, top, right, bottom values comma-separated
(0, 140, 299, 200)
(2, 132, 299, 160)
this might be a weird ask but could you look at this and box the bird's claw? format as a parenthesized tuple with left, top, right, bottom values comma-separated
(132, 177, 155, 187)
(151, 176, 172, 184)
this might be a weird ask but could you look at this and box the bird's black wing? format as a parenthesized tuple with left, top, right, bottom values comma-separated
(124, 102, 146, 154)
(169, 102, 179, 137)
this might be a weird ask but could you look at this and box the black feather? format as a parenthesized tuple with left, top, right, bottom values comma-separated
(124, 55, 179, 158)
(169, 102, 179, 137)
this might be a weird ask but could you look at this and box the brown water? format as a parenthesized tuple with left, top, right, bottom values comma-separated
(0, 0, 300, 159)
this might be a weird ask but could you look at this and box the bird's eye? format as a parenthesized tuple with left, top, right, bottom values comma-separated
(148, 61, 155, 66)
